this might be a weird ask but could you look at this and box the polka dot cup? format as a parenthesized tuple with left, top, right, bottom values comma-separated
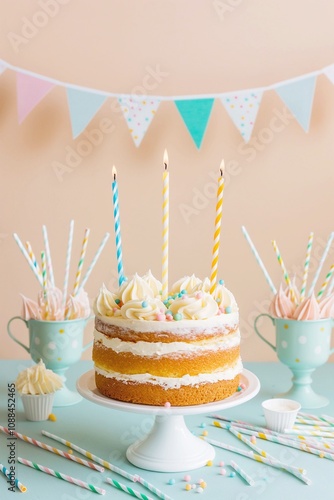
(7, 316, 93, 407)
(254, 315, 334, 409)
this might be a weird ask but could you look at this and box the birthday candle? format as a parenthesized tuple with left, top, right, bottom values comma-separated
(210, 162, 225, 294)
(41, 251, 48, 318)
(112, 166, 125, 286)
(42, 225, 55, 287)
(300, 232, 313, 301)
(162, 150, 169, 301)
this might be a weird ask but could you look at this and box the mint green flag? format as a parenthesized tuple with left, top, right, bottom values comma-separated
(175, 98, 214, 148)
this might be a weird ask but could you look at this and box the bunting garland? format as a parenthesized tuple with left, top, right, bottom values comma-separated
(0, 58, 334, 147)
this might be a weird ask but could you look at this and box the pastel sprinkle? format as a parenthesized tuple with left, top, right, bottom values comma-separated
(237, 385, 242, 392)
(68, 449, 73, 454)
(142, 300, 148, 308)
(200, 423, 206, 428)
(197, 487, 204, 493)
(202, 430, 208, 436)
(115, 298, 121, 305)
(240, 383, 246, 389)
(219, 461, 225, 467)
(156, 313, 166, 321)
(219, 279, 224, 285)
(185, 484, 192, 491)
(229, 472, 236, 478)
(166, 314, 173, 321)
(178, 293, 183, 298)
(168, 478, 175, 485)
(225, 306, 232, 313)
(184, 475, 191, 482)
(216, 297, 221, 303)
(200, 481, 207, 489)
(164, 402, 171, 408)
(48, 413, 57, 421)
(165, 310, 172, 316)
(174, 313, 183, 321)
(250, 435, 257, 444)
(192, 484, 197, 490)
(220, 468, 226, 475)
(181, 289, 187, 294)
(206, 460, 213, 467)
(195, 292, 203, 299)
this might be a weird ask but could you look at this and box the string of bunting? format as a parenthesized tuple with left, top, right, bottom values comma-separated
(1, 58, 334, 148)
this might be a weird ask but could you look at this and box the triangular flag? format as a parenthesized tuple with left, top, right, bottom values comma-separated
(67, 88, 107, 138)
(275, 76, 317, 132)
(0, 62, 6, 75)
(220, 91, 262, 142)
(174, 99, 214, 148)
(323, 65, 334, 84)
(16, 72, 55, 124)
(118, 96, 160, 146)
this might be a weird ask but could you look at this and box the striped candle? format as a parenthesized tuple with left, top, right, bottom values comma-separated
(161, 150, 169, 301)
(42, 225, 55, 287)
(18, 458, 105, 495)
(308, 232, 334, 296)
(41, 251, 49, 318)
(230, 460, 255, 486)
(271, 240, 297, 304)
(13, 233, 43, 287)
(61, 219, 74, 316)
(317, 263, 334, 300)
(106, 477, 154, 500)
(72, 227, 90, 296)
(300, 232, 314, 301)
(0, 463, 27, 493)
(112, 166, 125, 286)
(77, 232, 110, 295)
(241, 226, 277, 294)
(25, 241, 42, 277)
(210, 162, 225, 294)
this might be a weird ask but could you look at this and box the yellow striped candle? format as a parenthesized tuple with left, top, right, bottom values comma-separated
(162, 150, 169, 301)
(210, 162, 225, 294)
(271, 240, 297, 304)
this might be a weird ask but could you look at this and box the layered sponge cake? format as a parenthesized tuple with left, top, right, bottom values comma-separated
(93, 272, 242, 406)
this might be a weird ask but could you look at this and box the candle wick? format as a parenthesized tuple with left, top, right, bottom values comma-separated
(113, 174, 116, 181)
(164, 163, 168, 171)
(219, 168, 223, 177)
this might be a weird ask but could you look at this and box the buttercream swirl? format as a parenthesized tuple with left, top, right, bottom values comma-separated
(16, 360, 63, 395)
(121, 297, 166, 321)
(169, 292, 219, 320)
(21, 294, 41, 320)
(118, 273, 154, 302)
(170, 274, 202, 294)
(94, 284, 119, 317)
(193, 278, 238, 311)
(269, 284, 295, 319)
(319, 294, 334, 318)
(292, 293, 320, 321)
(142, 270, 162, 298)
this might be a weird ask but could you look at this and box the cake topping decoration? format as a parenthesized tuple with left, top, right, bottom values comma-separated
(94, 284, 119, 317)
(292, 293, 320, 321)
(119, 273, 154, 302)
(142, 270, 162, 298)
(170, 274, 202, 295)
(168, 292, 219, 320)
(121, 297, 166, 321)
(16, 360, 63, 395)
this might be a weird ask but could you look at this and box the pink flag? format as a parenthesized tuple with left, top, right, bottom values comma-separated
(16, 72, 55, 124)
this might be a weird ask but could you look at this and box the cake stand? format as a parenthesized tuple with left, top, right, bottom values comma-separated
(77, 369, 260, 473)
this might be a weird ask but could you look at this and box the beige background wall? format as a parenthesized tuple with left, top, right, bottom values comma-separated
(1, 0, 334, 361)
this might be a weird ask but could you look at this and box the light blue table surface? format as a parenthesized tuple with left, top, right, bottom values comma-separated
(1, 360, 334, 500)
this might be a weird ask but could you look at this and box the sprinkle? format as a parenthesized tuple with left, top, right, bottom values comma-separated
(200, 481, 207, 489)
(206, 460, 213, 467)
(178, 293, 183, 298)
(225, 306, 232, 314)
(202, 430, 208, 436)
(229, 472, 236, 478)
(237, 386, 242, 392)
(240, 383, 246, 389)
(165, 309, 172, 315)
(185, 484, 192, 491)
(164, 402, 171, 408)
(250, 436, 257, 444)
(195, 292, 203, 299)
(216, 297, 221, 303)
(220, 468, 227, 476)
(142, 300, 148, 308)
(219, 279, 224, 285)
(181, 289, 187, 294)
(168, 478, 175, 485)
(48, 413, 57, 422)
(219, 461, 225, 467)
(197, 487, 204, 493)
(192, 484, 197, 489)
(68, 449, 73, 454)
(219, 306, 225, 313)
(174, 313, 183, 321)
(166, 314, 173, 321)
(172, 294, 178, 299)
(156, 313, 166, 321)
(197, 478, 204, 484)
(184, 474, 191, 482)
(200, 423, 206, 429)
(115, 298, 121, 305)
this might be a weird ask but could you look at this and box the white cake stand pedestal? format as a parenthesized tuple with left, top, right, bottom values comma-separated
(77, 369, 260, 472)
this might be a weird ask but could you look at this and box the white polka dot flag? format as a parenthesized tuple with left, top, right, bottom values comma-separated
(220, 91, 263, 143)
(118, 96, 160, 146)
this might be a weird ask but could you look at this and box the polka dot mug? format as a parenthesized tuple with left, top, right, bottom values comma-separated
(254, 314, 334, 408)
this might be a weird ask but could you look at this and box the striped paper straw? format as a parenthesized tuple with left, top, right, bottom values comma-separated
(230, 460, 255, 486)
(284, 428, 334, 438)
(293, 424, 334, 432)
(161, 150, 169, 301)
(241, 226, 277, 294)
(204, 437, 311, 484)
(13, 233, 43, 286)
(326, 273, 334, 296)
(0, 463, 27, 493)
(298, 412, 328, 422)
(0, 427, 103, 472)
(25, 241, 42, 276)
(72, 227, 90, 296)
(317, 263, 334, 300)
(308, 232, 334, 295)
(272, 240, 297, 304)
(41, 251, 49, 318)
(296, 417, 334, 426)
(300, 232, 314, 301)
(76, 232, 110, 295)
(112, 166, 125, 287)
(106, 477, 154, 500)
(18, 458, 105, 495)
(62, 219, 74, 315)
(210, 163, 225, 294)
(321, 415, 334, 424)
(41, 431, 172, 500)
(42, 225, 55, 287)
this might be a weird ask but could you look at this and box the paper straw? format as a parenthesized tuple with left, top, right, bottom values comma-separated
(0, 427, 103, 472)
(210, 163, 225, 294)
(13, 233, 43, 286)
(284, 428, 334, 437)
(41, 431, 172, 500)
(41, 251, 49, 318)
(326, 273, 334, 296)
(204, 437, 311, 484)
(293, 424, 334, 432)
(106, 477, 154, 500)
(72, 227, 90, 296)
(298, 412, 330, 423)
(25, 241, 42, 277)
(241, 226, 277, 294)
(76, 232, 110, 295)
(272, 240, 297, 304)
(296, 417, 334, 427)
(161, 150, 169, 301)
(18, 457, 105, 495)
(230, 460, 255, 486)
(42, 225, 55, 287)
(62, 219, 74, 315)
(300, 232, 314, 301)
(321, 415, 334, 424)
(317, 263, 334, 300)
(308, 232, 334, 295)
(0, 463, 27, 493)
(111, 166, 125, 287)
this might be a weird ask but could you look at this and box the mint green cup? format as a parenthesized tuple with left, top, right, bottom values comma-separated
(7, 316, 93, 407)
(254, 314, 334, 408)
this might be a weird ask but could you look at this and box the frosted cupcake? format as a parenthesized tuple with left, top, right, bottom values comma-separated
(16, 360, 63, 421)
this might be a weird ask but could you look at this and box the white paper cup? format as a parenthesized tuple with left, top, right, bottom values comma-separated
(21, 393, 54, 421)
(261, 398, 301, 433)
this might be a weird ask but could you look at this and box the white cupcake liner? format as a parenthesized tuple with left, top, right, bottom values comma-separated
(21, 393, 55, 421)
(262, 398, 301, 433)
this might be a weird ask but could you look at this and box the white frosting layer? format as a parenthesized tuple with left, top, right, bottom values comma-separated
(94, 329, 240, 356)
(95, 357, 243, 389)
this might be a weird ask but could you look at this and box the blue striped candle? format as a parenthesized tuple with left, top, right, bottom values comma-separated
(112, 166, 125, 286)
